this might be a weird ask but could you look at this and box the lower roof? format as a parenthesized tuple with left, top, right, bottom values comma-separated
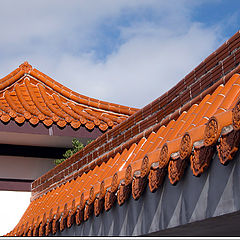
(7, 70, 240, 236)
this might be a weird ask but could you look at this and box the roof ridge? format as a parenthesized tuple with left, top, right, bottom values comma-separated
(19, 61, 33, 73)
(0, 61, 138, 116)
(31, 63, 240, 201)
(9, 70, 240, 236)
(31, 30, 240, 200)
(0, 62, 137, 130)
(30, 67, 138, 116)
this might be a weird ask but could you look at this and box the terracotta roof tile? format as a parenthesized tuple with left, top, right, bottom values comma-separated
(0, 62, 138, 131)
(10, 71, 240, 236)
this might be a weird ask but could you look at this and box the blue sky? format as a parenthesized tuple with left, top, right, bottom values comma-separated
(0, 0, 240, 235)
(193, 0, 240, 38)
(0, 1, 239, 108)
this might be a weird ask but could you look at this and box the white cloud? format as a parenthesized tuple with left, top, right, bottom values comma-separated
(0, 1, 223, 108)
(47, 23, 219, 107)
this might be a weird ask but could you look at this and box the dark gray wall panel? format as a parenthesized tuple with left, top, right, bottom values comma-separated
(52, 150, 240, 236)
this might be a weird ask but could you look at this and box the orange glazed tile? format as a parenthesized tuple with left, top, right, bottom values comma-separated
(1, 114, 10, 123)
(130, 133, 157, 171)
(191, 85, 224, 126)
(187, 124, 205, 144)
(23, 112, 32, 120)
(170, 107, 198, 139)
(100, 153, 122, 179)
(86, 121, 95, 130)
(154, 120, 176, 150)
(0, 62, 136, 131)
(9, 109, 17, 118)
(217, 84, 240, 111)
(165, 137, 182, 157)
(99, 122, 108, 131)
(57, 119, 67, 128)
(43, 119, 53, 127)
(211, 111, 232, 135)
(140, 129, 163, 155)
(29, 117, 39, 125)
(70, 120, 81, 129)
(37, 113, 45, 121)
(15, 116, 25, 124)
(115, 146, 138, 173)
(197, 95, 226, 126)
(115, 144, 138, 182)
(85, 168, 105, 199)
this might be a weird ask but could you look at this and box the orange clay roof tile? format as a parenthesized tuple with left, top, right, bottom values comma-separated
(10, 71, 240, 236)
(0, 62, 138, 131)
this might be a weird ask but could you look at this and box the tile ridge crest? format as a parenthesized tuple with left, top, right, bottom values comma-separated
(30, 67, 138, 116)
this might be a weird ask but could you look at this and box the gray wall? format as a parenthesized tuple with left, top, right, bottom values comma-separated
(0, 156, 55, 180)
(53, 150, 240, 236)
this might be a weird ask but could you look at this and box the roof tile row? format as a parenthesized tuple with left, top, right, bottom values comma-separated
(32, 62, 240, 199)
(8, 72, 240, 236)
(0, 62, 136, 131)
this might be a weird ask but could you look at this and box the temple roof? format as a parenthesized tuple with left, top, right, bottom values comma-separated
(0, 62, 138, 131)
(6, 30, 240, 236)
(9, 72, 240, 236)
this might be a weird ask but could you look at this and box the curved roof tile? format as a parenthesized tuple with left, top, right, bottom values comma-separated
(0, 62, 138, 130)
(8, 72, 240, 237)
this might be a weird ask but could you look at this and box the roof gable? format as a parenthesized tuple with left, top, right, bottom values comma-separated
(0, 62, 138, 131)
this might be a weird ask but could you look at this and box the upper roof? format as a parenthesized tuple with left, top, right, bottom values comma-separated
(7, 30, 240, 236)
(0, 62, 138, 131)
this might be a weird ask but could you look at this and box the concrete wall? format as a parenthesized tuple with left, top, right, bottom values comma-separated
(0, 156, 55, 180)
(53, 150, 240, 236)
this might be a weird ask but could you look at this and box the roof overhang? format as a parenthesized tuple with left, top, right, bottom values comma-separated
(0, 120, 102, 148)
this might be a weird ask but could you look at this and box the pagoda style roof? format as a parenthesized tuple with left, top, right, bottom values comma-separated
(6, 31, 240, 236)
(0, 62, 138, 131)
